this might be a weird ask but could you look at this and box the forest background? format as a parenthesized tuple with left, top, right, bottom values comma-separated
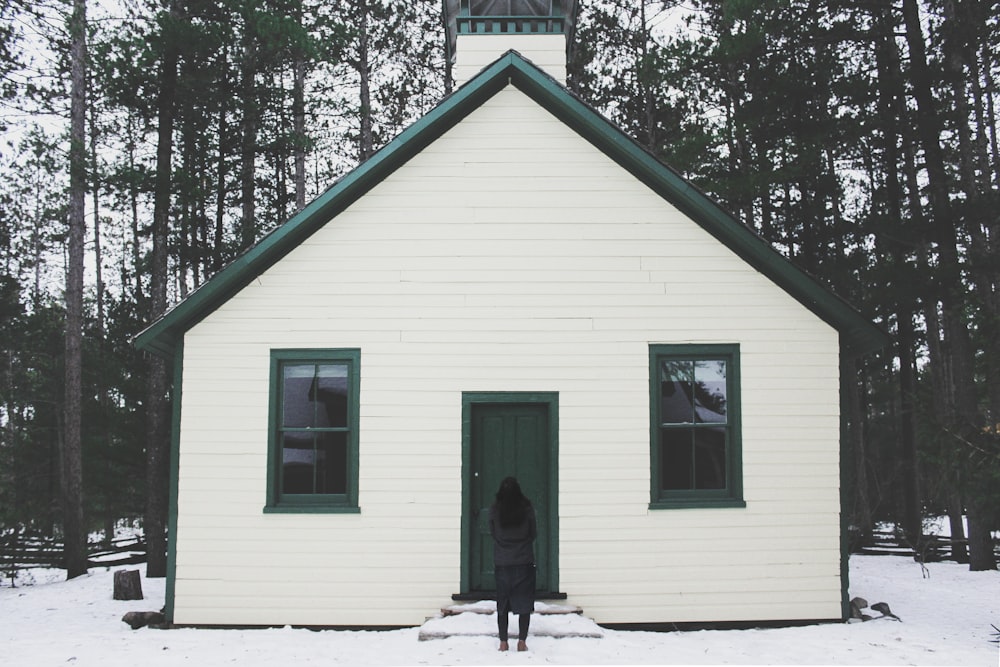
(0, 0, 998, 580)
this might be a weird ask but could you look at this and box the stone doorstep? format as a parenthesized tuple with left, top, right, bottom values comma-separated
(418, 601, 603, 641)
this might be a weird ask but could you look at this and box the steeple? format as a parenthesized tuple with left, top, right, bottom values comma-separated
(443, 1, 578, 86)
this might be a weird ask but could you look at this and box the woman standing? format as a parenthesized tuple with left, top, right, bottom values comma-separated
(489, 477, 537, 652)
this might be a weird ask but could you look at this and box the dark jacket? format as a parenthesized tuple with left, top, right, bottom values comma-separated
(489, 503, 536, 567)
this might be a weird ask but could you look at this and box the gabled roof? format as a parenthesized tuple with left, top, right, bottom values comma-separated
(134, 50, 887, 359)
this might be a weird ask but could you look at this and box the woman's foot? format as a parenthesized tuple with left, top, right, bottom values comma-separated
(498, 641, 509, 652)
(517, 640, 528, 652)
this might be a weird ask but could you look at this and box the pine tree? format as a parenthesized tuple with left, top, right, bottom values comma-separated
(144, 0, 183, 578)
(321, 0, 444, 165)
(570, 1, 701, 168)
(60, 0, 89, 580)
(0, 128, 66, 535)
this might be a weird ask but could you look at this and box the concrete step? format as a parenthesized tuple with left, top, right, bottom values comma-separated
(418, 600, 604, 641)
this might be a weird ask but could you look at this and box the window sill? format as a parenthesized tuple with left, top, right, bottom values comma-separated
(263, 505, 361, 514)
(649, 498, 746, 510)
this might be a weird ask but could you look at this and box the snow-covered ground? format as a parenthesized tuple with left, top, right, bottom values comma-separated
(1, 555, 997, 666)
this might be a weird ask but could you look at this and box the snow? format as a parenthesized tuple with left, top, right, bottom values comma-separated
(1, 555, 997, 666)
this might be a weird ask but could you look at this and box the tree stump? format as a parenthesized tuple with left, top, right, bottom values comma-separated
(113, 569, 143, 600)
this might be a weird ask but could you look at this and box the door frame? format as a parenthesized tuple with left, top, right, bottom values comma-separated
(459, 391, 559, 595)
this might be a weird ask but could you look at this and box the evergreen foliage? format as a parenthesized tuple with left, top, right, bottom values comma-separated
(0, 0, 996, 572)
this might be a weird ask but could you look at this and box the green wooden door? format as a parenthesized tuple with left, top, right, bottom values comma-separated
(468, 401, 553, 593)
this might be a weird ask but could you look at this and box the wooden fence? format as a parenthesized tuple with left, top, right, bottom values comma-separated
(1, 531, 146, 581)
(854, 528, 1000, 563)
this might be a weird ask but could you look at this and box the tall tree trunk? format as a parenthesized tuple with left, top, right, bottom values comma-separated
(292, 2, 307, 211)
(981, 34, 1000, 191)
(874, 4, 922, 544)
(900, 66, 966, 560)
(357, 0, 373, 162)
(845, 356, 872, 547)
(637, 0, 656, 151)
(90, 62, 116, 540)
(723, 66, 752, 227)
(214, 48, 229, 272)
(964, 2, 998, 191)
(901, 0, 986, 567)
(177, 92, 193, 299)
(145, 0, 181, 579)
(126, 118, 143, 306)
(31, 193, 43, 305)
(90, 113, 104, 338)
(239, 2, 258, 249)
(947, 493, 968, 563)
(941, 0, 1000, 438)
(915, 0, 997, 572)
(274, 96, 287, 223)
(893, 303, 920, 536)
(966, 506, 996, 570)
(942, 0, 999, 570)
(63, 0, 88, 580)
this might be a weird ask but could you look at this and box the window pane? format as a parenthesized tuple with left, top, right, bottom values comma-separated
(660, 360, 694, 423)
(282, 363, 349, 428)
(314, 364, 349, 428)
(660, 428, 693, 491)
(282, 364, 316, 428)
(315, 432, 348, 494)
(693, 360, 727, 423)
(282, 432, 317, 494)
(694, 427, 727, 490)
(281, 432, 348, 495)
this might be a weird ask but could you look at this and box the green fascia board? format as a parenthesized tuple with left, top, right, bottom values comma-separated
(134, 50, 887, 359)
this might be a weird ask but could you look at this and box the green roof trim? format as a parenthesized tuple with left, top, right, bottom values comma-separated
(134, 50, 887, 359)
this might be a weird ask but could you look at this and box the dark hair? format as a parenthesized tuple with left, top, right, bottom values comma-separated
(494, 476, 531, 527)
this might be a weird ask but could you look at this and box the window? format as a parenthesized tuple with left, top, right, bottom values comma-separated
(265, 349, 360, 513)
(649, 344, 744, 509)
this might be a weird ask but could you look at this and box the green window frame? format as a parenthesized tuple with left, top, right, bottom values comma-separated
(649, 344, 745, 509)
(264, 348, 360, 513)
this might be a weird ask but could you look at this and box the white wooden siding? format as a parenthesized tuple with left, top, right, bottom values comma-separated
(454, 34, 567, 85)
(174, 86, 843, 626)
